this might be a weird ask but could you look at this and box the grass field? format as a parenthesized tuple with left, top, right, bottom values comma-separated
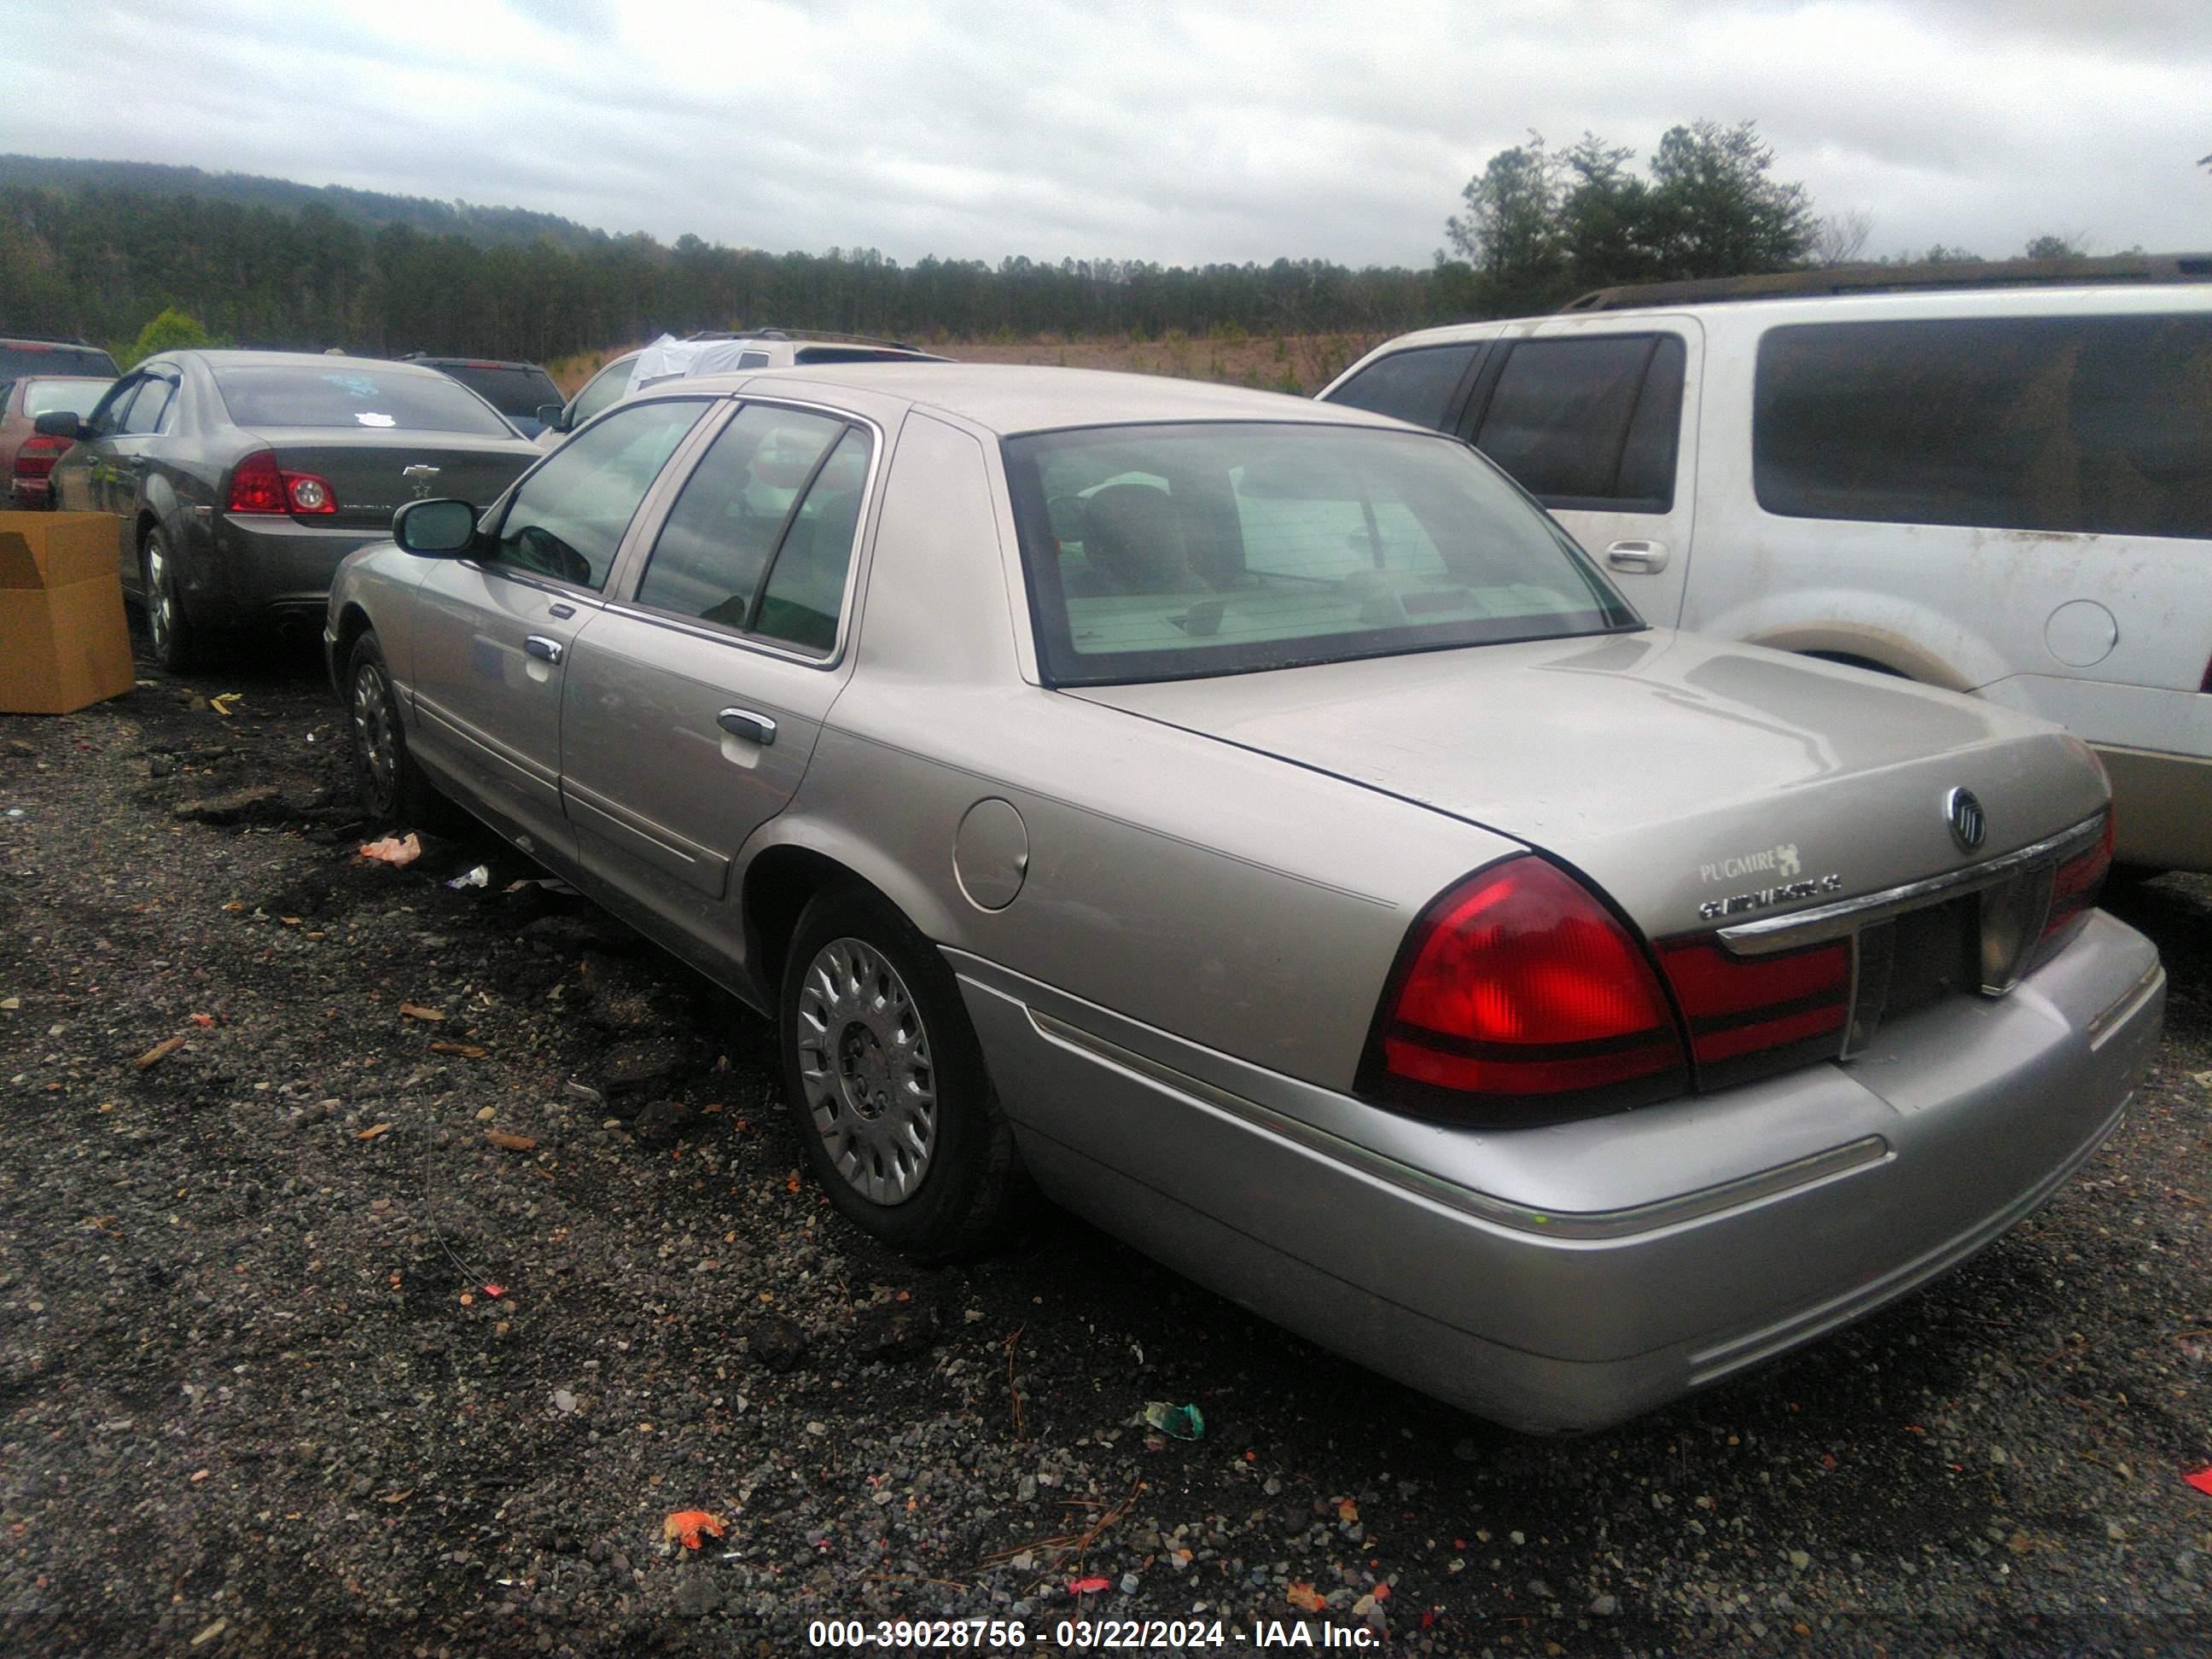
(545, 330, 1388, 399)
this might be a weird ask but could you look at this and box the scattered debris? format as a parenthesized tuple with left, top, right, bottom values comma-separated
(189, 1616, 229, 1648)
(357, 833, 422, 866)
(1286, 1582, 1327, 1612)
(1141, 1401, 1205, 1441)
(750, 1316, 809, 1374)
(134, 1034, 187, 1070)
(1068, 1576, 1111, 1595)
(552, 1388, 579, 1415)
(663, 1510, 725, 1551)
(172, 784, 282, 825)
(430, 1040, 489, 1059)
(189, 1011, 216, 1027)
(445, 864, 491, 890)
(2186, 1466, 2212, 1497)
(484, 1129, 538, 1152)
(355, 1123, 393, 1142)
(399, 1001, 445, 1022)
(207, 692, 243, 717)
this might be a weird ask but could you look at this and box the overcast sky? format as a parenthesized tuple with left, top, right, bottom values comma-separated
(3, 0, 2207, 270)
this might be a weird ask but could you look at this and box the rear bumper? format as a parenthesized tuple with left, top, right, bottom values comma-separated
(182, 514, 387, 632)
(954, 909, 2163, 1432)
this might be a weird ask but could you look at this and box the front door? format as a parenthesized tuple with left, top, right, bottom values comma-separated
(404, 396, 713, 861)
(560, 401, 876, 969)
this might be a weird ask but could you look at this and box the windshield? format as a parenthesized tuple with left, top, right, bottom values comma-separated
(22, 378, 112, 418)
(0, 342, 118, 380)
(428, 362, 562, 417)
(212, 364, 515, 435)
(1004, 422, 1641, 685)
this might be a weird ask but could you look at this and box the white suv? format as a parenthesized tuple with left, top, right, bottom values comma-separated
(1322, 260, 2212, 872)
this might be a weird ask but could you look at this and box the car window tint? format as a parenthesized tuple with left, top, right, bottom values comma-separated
(1469, 335, 1675, 505)
(1325, 344, 1479, 429)
(23, 379, 111, 419)
(210, 364, 514, 434)
(756, 428, 870, 653)
(120, 377, 174, 435)
(427, 363, 560, 417)
(571, 358, 636, 426)
(632, 405, 847, 630)
(1004, 422, 1639, 686)
(492, 399, 707, 591)
(87, 377, 142, 436)
(0, 344, 115, 379)
(1755, 314, 2212, 539)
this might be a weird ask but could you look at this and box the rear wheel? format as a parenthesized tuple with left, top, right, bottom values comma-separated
(778, 884, 1023, 1260)
(141, 528, 197, 672)
(346, 630, 446, 828)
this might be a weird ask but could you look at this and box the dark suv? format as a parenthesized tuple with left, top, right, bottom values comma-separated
(401, 355, 564, 438)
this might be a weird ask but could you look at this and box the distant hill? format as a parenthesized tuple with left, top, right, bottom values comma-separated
(0, 154, 616, 251)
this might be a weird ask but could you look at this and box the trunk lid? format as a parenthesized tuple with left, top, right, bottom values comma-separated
(237, 428, 540, 532)
(1072, 630, 2107, 939)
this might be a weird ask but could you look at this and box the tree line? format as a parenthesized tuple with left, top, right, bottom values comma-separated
(0, 126, 2106, 366)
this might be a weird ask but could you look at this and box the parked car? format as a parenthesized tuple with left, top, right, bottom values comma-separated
(0, 373, 112, 507)
(0, 335, 118, 381)
(39, 351, 543, 668)
(533, 331, 950, 447)
(401, 354, 564, 438)
(326, 364, 2162, 1433)
(1319, 262, 2212, 875)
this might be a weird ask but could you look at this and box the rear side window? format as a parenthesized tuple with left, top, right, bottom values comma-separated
(212, 364, 515, 435)
(23, 378, 110, 419)
(120, 377, 175, 435)
(1467, 335, 1685, 511)
(1325, 344, 1481, 429)
(1755, 314, 2212, 540)
(632, 404, 863, 647)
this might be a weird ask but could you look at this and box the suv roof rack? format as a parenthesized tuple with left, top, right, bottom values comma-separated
(705, 325, 930, 353)
(1559, 251, 2212, 312)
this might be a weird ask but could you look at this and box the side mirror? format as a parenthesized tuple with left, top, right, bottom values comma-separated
(33, 410, 83, 439)
(393, 498, 478, 556)
(535, 403, 568, 433)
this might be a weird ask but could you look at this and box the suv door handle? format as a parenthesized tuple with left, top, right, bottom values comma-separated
(717, 707, 777, 746)
(1605, 539, 1669, 573)
(523, 635, 564, 664)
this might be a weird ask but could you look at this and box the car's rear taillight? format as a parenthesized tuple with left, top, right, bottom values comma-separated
(1365, 857, 1689, 1123)
(227, 450, 337, 515)
(2040, 812, 2113, 949)
(12, 434, 67, 479)
(1655, 937, 1852, 1088)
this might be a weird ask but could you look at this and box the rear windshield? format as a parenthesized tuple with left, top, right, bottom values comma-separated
(212, 364, 515, 435)
(0, 342, 118, 380)
(425, 362, 562, 416)
(22, 378, 112, 418)
(1004, 422, 1640, 685)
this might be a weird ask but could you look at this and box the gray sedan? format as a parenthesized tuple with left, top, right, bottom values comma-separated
(324, 364, 2164, 1432)
(44, 350, 543, 667)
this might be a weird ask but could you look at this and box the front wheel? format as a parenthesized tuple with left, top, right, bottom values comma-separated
(346, 630, 446, 828)
(778, 885, 1024, 1260)
(141, 528, 197, 671)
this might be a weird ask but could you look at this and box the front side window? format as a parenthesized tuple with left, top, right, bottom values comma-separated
(1467, 334, 1685, 510)
(1005, 422, 1639, 686)
(1325, 344, 1481, 429)
(85, 376, 143, 438)
(211, 364, 515, 435)
(632, 405, 866, 652)
(490, 399, 707, 590)
(1755, 313, 2212, 540)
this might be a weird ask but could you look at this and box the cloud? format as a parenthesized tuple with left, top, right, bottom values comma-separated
(2, 0, 2204, 268)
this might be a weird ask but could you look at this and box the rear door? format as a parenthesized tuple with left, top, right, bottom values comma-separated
(404, 397, 713, 859)
(558, 399, 876, 968)
(1459, 320, 1702, 625)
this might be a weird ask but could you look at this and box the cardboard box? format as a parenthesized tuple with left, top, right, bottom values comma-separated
(0, 512, 136, 714)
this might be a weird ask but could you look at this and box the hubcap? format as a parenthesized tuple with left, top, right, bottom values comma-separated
(795, 937, 937, 1205)
(144, 538, 174, 655)
(351, 661, 399, 810)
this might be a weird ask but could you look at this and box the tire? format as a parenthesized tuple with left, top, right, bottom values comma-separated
(345, 630, 447, 828)
(140, 527, 197, 672)
(778, 884, 1024, 1260)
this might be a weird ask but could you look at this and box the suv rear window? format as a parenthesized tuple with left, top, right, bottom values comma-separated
(426, 362, 561, 418)
(0, 342, 119, 380)
(1466, 335, 1686, 512)
(212, 364, 515, 435)
(1004, 422, 1639, 685)
(1755, 314, 2212, 540)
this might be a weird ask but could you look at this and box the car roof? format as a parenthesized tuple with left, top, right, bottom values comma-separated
(176, 350, 461, 374)
(672, 362, 1413, 438)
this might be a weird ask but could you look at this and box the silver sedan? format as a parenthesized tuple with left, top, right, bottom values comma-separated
(325, 364, 2164, 1432)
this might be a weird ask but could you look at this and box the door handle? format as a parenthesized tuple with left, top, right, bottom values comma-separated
(523, 635, 564, 664)
(1604, 539, 1670, 573)
(717, 707, 777, 746)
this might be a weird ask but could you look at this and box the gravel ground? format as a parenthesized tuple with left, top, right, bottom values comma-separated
(0, 637, 2206, 1658)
